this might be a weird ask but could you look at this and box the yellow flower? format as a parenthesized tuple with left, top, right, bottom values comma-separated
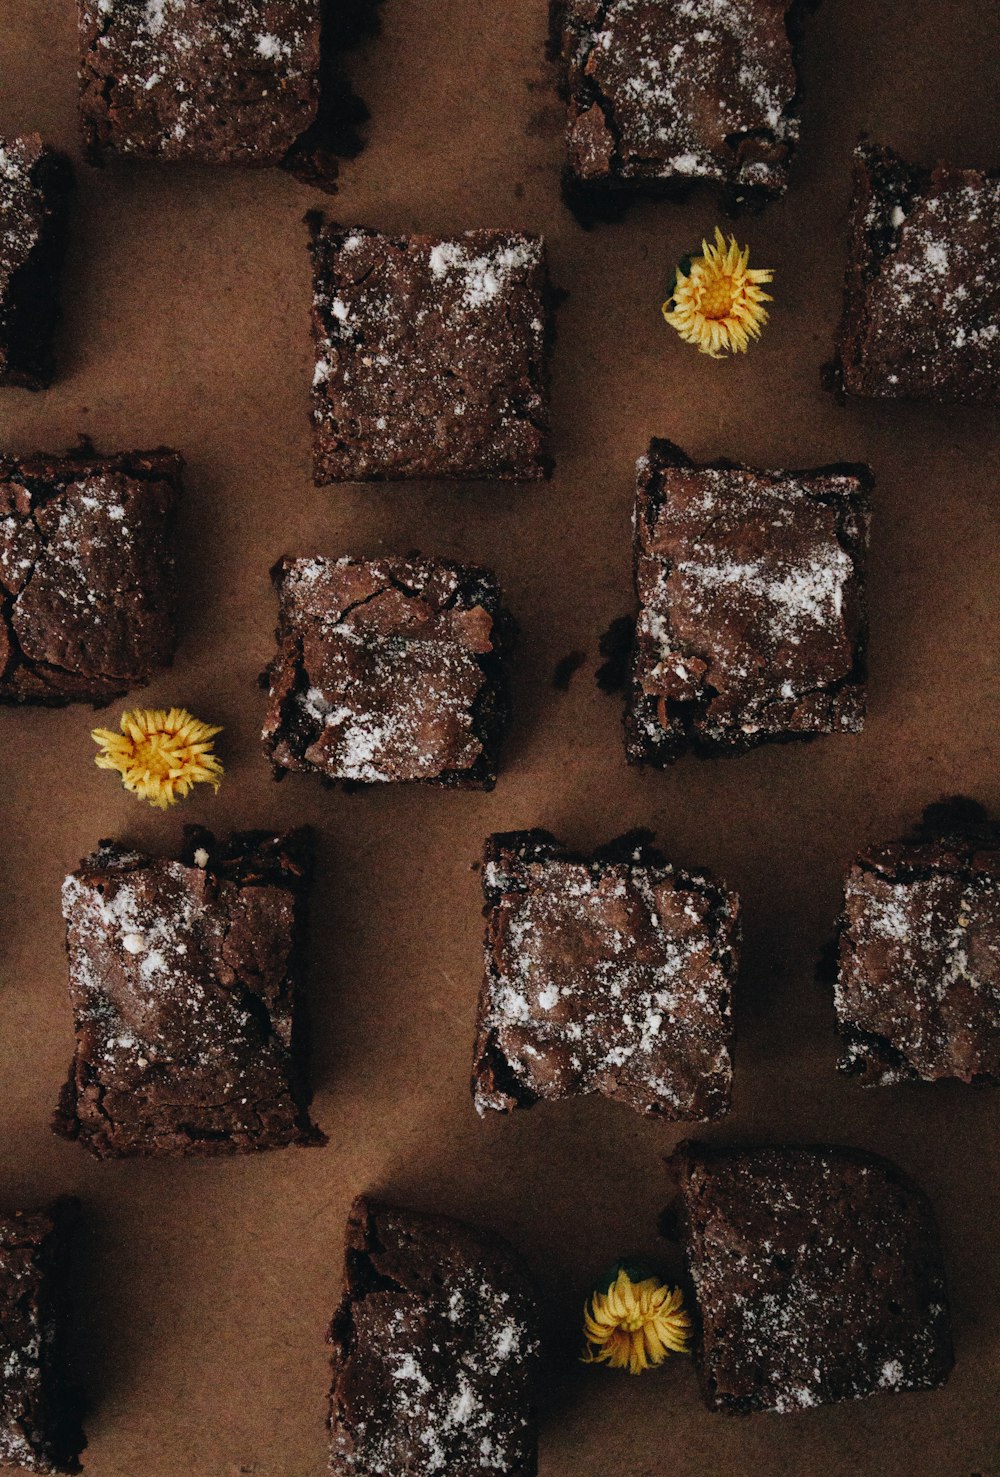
(581, 1266, 691, 1374)
(662, 226, 773, 358)
(92, 707, 223, 810)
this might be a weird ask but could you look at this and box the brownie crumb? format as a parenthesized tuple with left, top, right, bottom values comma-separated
(595, 616, 634, 694)
(552, 649, 586, 691)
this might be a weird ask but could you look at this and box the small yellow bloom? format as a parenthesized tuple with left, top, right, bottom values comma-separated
(92, 707, 223, 810)
(662, 226, 773, 358)
(581, 1266, 691, 1374)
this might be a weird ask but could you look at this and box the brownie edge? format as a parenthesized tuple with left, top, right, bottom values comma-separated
(328, 1197, 540, 1476)
(0, 1201, 85, 1475)
(669, 1141, 954, 1415)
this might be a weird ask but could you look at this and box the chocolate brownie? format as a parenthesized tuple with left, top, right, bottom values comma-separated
(0, 1202, 85, 1475)
(830, 142, 1000, 405)
(836, 800, 1000, 1085)
(328, 1197, 540, 1476)
(626, 439, 871, 763)
(262, 555, 515, 788)
(53, 827, 323, 1158)
(473, 830, 739, 1118)
(552, 0, 808, 215)
(0, 136, 72, 390)
(670, 1141, 954, 1414)
(310, 225, 552, 481)
(80, 0, 321, 165)
(0, 448, 180, 706)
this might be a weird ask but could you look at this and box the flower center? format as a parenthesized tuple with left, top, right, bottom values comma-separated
(135, 734, 179, 778)
(700, 274, 738, 320)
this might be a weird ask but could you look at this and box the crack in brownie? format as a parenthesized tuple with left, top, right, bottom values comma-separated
(53, 828, 324, 1158)
(0, 136, 72, 390)
(836, 799, 1000, 1085)
(473, 830, 739, 1119)
(626, 439, 871, 763)
(310, 224, 552, 481)
(262, 555, 516, 788)
(0, 448, 181, 706)
(551, 0, 809, 216)
(0, 1202, 85, 1476)
(830, 142, 1000, 405)
(328, 1197, 540, 1476)
(669, 1142, 954, 1414)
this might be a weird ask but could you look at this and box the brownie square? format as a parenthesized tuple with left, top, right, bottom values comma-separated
(836, 801, 1000, 1085)
(831, 143, 1000, 405)
(262, 555, 515, 788)
(473, 831, 739, 1119)
(79, 0, 324, 165)
(0, 136, 72, 390)
(53, 827, 323, 1158)
(328, 1197, 540, 1477)
(0, 1202, 85, 1475)
(552, 0, 806, 214)
(310, 225, 551, 481)
(0, 448, 180, 706)
(670, 1142, 954, 1414)
(627, 439, 871, 763)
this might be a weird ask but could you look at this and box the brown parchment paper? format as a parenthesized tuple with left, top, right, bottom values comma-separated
(1, 1, 999, 1473)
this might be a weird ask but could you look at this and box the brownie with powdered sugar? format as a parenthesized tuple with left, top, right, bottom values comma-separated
(551, 0, 809, 215)
(80, 0, 327, 166)
(473, 830, 739, 1119)
(670, 1142, 954, 1415)
(836, 800, 1000, 1086)
(310, 224, 552, 481)
(328, 1197, 540, 1477)
(0, 1203, 85, 1475)
(626, 439, 871, 763)
(0, 448, 181, 706)
(53, 828, 323, 1158)
(0, 135, 72, 390)
(830, 142, 1000, 405)
(262, 555, 515, 788)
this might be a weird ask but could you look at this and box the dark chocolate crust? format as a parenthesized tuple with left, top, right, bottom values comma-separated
(836, 799, 1000, 1085)
(0, 135, 72, 390)
(0, 1202, 85, 1475)
(626, 438, 871, 764)
(53, 828, 324, 1158)
(0, 447, 181, 706)
(670, 1141, 954, 1415)
(327, 1197, 540, 1477)
(830, 142, 1000, 405)
(310, 224, 552, 482)
(262, 555, 515, 789)
(551, 0, 810, 218)
(473, 830, 739, 1119)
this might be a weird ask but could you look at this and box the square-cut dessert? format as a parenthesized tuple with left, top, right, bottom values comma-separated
(836, 799, 1000, 1085)
(0, 135, 72, 390)
(831, 143, 1000, 405)
(627, 439, 871, 763)
(310, 224, 551, 481)
(552, 0, 807, 214)
(670, 1142, 954, 1414)
(328, 1197, 540, 1477)
(0, 1202, 85, 1475)
(0, 448, 180, 706)
(262, 555, 515, 788)
(473, 830, 739, 1118)
(54, 828, 323, 1158)
(79, 0, 324, 165)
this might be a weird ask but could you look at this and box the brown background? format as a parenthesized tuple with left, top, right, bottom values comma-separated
(1, 0, 999, 1473)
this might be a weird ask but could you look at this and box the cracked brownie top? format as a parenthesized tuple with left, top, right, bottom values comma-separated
(53, 827, 323, 1158)
(0, 448, 180, 706)
(627, 439, 871, 763)
(262, 555, 514, 789)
